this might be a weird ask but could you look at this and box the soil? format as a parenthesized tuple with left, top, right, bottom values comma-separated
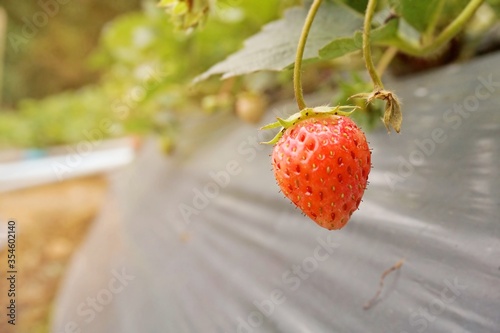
(0, 176, 108, 333)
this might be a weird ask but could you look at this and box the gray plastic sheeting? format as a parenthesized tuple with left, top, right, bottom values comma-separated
(53, 53, 500, 333)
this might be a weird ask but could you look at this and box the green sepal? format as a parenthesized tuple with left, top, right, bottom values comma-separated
(350, 89, 402, 133)
(260, 122, 281, 130)
(261, 128, 285, 145)
(277, 117, 290, 127)
(260, 105, 359, 145)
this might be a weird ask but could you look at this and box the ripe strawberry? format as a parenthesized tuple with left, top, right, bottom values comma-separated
(264, 107, 371, 230)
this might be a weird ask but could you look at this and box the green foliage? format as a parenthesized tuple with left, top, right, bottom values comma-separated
(199, 0, 493, 80)
(157, 0, 210, 30)
(319, 18, 399, 59)
(337, 0, 369, 13)
(0, 87, 111, 148)
(1, 0, 496, 148)
(196, 2, 364, 81)
(1, 0, 141, 106)
(0, 0, 283, 148)
(388, 0, 442, 33)
(487, 0, 500, 17)
(388, 0, 470, 33)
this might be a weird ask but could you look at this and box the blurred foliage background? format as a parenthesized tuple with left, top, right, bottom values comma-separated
(2, 0, 141, 104)
(0, 0, 294, 148)
(1, 0, 499, 149)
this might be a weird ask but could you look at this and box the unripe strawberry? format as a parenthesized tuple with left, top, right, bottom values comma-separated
(235, 92, 267, 124)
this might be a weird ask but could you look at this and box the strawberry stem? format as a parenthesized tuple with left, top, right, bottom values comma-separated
(387, 0, 484, 56)
(294, 0, 323, 111)
(362, 0, 384, 90)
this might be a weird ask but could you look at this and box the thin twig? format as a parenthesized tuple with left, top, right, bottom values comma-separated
(364, 259, 404, 310)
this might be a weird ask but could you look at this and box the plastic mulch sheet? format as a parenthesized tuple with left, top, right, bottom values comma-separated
(53, 53, 500, 333)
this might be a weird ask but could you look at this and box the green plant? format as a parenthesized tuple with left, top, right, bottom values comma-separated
(231, 0, 488, 229)
(1, 0, 495, 149)
(197, 0, 490, 132)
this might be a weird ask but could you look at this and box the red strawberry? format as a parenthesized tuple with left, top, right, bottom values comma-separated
(264, 107, 371, 230)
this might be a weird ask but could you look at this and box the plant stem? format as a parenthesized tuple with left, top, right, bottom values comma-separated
(376, 46, 398, 78)
(363, 0, 384, 90)
(422, 0, 445, 45)
(428, 0, 483, 52)
(385, 0, 484, 56)
(294, 0, 322, 110)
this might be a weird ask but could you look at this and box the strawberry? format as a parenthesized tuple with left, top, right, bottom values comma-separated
(263, 106, 371, 230)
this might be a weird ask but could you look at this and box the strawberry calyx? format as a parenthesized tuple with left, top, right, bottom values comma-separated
(260, 105, 359, 145)
(350, 89, 402, 133)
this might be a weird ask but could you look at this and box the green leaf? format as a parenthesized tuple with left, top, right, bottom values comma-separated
(194, 2, 363, 82)
(389, 0, 441, 32)
(487, 0, 500, 18)
(172, 2, 188, 15)
(319, 18, 399, 59)
(318, 36, 361, 59)
(371, 17, 400, 42)
(388, 0, 470, 34)
(442, 0, 471, 19)
(337, 0, 368, 13)
(158, 0, 178, 6)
